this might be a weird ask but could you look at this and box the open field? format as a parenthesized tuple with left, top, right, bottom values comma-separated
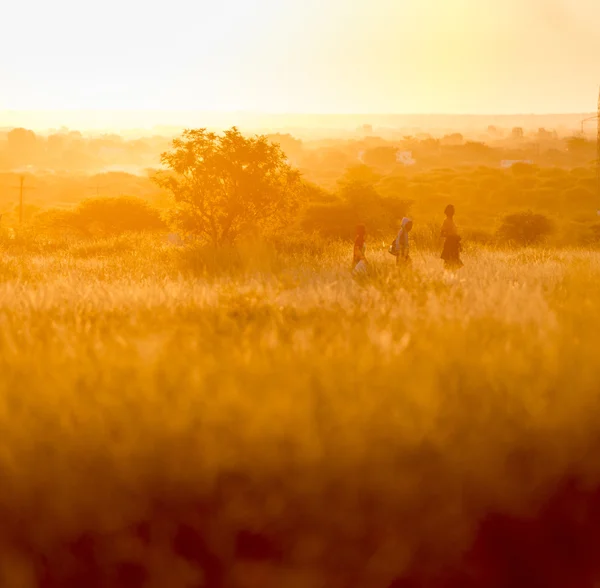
(1, 235, 600, 586)
(4, 0, 600, 583)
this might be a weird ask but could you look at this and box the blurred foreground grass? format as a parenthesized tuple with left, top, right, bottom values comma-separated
(0, 235, 599, 587)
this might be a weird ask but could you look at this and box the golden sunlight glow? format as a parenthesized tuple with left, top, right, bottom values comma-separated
(2, 3, 600, 587)
(1, 0, 599, 126)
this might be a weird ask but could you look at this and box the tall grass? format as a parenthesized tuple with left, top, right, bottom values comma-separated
(0, 237, 599, 586)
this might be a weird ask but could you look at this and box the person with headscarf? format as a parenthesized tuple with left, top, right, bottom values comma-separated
(440, 204, 463, 270)
(394, 217, 413, 266)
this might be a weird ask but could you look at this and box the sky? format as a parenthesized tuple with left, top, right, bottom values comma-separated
(1, 0, 599, 124)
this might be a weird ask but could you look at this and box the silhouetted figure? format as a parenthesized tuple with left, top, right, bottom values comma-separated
(440, 205, 463, 270)
(352, 224, 369, 277)
(394, 217, 413, 266)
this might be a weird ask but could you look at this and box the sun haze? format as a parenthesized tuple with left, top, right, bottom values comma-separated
(1, 0, 598, 126)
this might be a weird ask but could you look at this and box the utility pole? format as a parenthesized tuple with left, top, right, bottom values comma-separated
(12, 175, 34, 225)
(0, 175, 34, 225)
(17, 176, 35, 224)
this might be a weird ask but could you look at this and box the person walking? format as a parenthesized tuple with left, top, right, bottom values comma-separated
(352, 224, 369, 278)
(394, 217, 413, 266)
(440, 205, 463, 270)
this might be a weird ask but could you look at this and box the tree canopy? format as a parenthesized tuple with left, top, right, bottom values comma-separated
(155, 127, 303, 244)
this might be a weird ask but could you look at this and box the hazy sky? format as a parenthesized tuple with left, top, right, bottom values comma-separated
(1, 0, 599, 117)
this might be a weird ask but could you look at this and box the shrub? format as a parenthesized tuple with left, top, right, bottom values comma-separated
(497, 210, 554, 246)
(575, 223, 600, 246)
(511, 162, 537, 177)
(363, 146, 399, 168)
(562, 187, 596, 208)
(32, 209, 84, 237)
(75, 196, 166, 235)
(537, 167, 566, 179)
(570, 167, 592, 178)
(463, 228, 495, 246)
(34, 197, 166, 237)
(589, 224, 600, 244)
(377, 175, 410, 199)
(301, 182, 411, 241)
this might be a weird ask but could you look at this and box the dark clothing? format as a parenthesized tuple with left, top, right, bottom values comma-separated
(441, 235, 463, 268)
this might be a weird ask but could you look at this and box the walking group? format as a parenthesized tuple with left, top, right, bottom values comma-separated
(352, 204, 463, 277)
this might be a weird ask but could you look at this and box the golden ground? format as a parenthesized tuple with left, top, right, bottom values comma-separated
(0, 236, 598, 586)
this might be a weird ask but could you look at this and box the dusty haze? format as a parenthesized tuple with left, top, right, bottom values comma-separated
(1, 0, 599, 118)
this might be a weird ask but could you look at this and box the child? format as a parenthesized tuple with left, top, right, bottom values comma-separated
(352, 224, 369, 277)
(440, 205, 463, 270)
(395, 217, 413, 266)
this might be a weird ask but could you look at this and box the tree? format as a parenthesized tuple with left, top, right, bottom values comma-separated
(441, 133, 464, 146)
(155, 127, 303, 245)
(566, 136, 593, 154)
(463, 141, 491, 156)
(497, 210, 554, 245)
(7, 128, 38, 165)
(302, 167, 410, 240)
(363, 146, 398, 168)
(264, 133, 303, 164)
(7, 128, 37, 152)
(511, 127, 524, 140)
(338, 164, 381, 188)
(511, 162, 537, 176)
(318, 149, 352, 170)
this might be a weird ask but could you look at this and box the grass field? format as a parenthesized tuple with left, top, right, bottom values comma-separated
(1, 235, 600, 587)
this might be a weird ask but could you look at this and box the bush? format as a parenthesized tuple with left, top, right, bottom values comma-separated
(32, 209, 84, 238)
(575, 223, 600, 246)
(301, 188, 411, 241)
(363, 146, 398, 168)
(463, 228, 495, 246)
(497, 210, 554, 246)
(563, 186, 596, 208)
(34, 197, 166, 237)
(301, 198, 368, 241)
(511, 162, 538, 176)
(75, 196, 166, 235)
